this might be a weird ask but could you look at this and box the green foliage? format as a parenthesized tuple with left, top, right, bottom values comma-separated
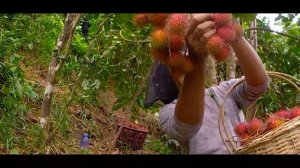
(60, 14, 153, 112)
(144, 135, 173, 154)
(0, 13, 299, 154)
(0, 14, 41, 151)
(233, 13, 257, 21)
(254, 14, 300, 115)
(0, 53, 38, 150)
(143, 134, 180, 154)
(0, 14, 64, 64)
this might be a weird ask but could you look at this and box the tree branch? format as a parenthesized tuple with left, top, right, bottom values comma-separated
(245, 27, 300, 41)
(82, 16, 111, 63)
(119, 30, 150, 43)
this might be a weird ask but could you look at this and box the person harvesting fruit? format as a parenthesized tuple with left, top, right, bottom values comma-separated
(142, 13, 270, 154)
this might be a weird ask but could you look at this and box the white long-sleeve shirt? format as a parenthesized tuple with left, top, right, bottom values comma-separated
(159, 77, 270, 154)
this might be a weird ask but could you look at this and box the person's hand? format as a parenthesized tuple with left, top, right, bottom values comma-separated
(184, 14, 216, 64)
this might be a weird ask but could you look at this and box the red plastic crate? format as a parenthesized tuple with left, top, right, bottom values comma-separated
(116, 121, 149, 151)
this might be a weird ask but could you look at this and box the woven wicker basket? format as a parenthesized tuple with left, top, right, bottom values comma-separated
(219, 71, 300, 154)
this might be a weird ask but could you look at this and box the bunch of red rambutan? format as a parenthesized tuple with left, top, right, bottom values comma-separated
(206, 13, 243, 62)
(133, 13, 243, 78)
(133, 13, 192, 79)
(234, 106, 300, 145)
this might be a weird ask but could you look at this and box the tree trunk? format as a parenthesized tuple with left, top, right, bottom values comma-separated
(206, 55, 218, 87)
(250, 19, 257, 51)
(225, 52, 237, 80)
(40, 13, 82, 127)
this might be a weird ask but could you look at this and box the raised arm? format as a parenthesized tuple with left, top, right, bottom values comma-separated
(175, 14, 215, 125)
(231, 37, 269, 87)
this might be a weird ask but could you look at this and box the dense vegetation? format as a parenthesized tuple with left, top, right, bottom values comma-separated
(0, 13, 299, 154)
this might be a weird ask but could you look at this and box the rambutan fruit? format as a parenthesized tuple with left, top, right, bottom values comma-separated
(169, 35, 186, 51)
(133, 14, 149, 28)
(150, 29, 169, 49)
(147, 13, 169, 28)
(213, 44, 231, 62)
(206, 35, 231, 62)
(168, 52, 185, 67)
(240, 133, 251, 145)
(266, 114, 285, 131)
(247, 117, 264, 135)
(150, 48, 169, 64)
(206, 35, 225, 55)
(183, 56, 194, 73)
(274, 110, 290, 119)
(290, 106, 300, 119)
(234, 122, 248, 136)
(216, 25, 237, 43)
(165, 13, 188, 36)
(170, 66, 185, 79)
(211, 13, 233, 27)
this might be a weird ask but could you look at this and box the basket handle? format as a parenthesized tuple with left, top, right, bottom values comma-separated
(218, 71, 300, 153)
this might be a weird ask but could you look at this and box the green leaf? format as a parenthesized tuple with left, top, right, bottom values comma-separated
(282, 16, 289, 23)
(275, 14, 282, 21)
(114, 14, 134, 25)
(112, 97, 128, 111)
(288, 14, 295, 20)
(24, 84, 37, 99)
(10, 66, 18, 72)
(93, 79, 100, 89)
(28, 43, 34, 50)
(289, 48, 300, 54)
(2, 85, 10, 94)
(233, 13, 257, 21)
(14, 79, 23, 96)
(82, 79, 90, 91)
(10, 54, 23, 64)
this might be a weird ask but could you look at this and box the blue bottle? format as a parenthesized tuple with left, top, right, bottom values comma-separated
(80, 133, 89, 149)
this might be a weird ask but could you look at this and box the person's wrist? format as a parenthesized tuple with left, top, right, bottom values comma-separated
(230, 36, 246, 49)
(186, 49, 208, 65)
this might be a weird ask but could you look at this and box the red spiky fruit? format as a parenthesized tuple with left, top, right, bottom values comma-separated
(247, 118, 264, 135)
(266, 114, 285, 131)
(290, 106, 300, 119)
(151, 29, 168, 49)
(240, 133, 251, 145)
(170, 35, 186, 51)
(213, 44, 231, 62)
(206, 35, 226, 55)
(234, 122, 249, 136)
(206, 35, 231, 62)
(150, 48, 169, 64)
(147, 13, 169, 28)
(169, 52, 185, 67)
(183, 56, 194, 73)
(133, 14, 149, 28)
(170, 66, 185, 79)
(211, 13, 233, 27)
(275, 110, 290, 119)
(216, 25, 237, 43)
(165, 13, 188, 35)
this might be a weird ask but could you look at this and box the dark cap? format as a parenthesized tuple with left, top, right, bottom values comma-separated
(144, 61, 179, 107)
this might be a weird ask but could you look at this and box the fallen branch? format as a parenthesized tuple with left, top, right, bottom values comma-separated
(109, 124, 123, 152)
